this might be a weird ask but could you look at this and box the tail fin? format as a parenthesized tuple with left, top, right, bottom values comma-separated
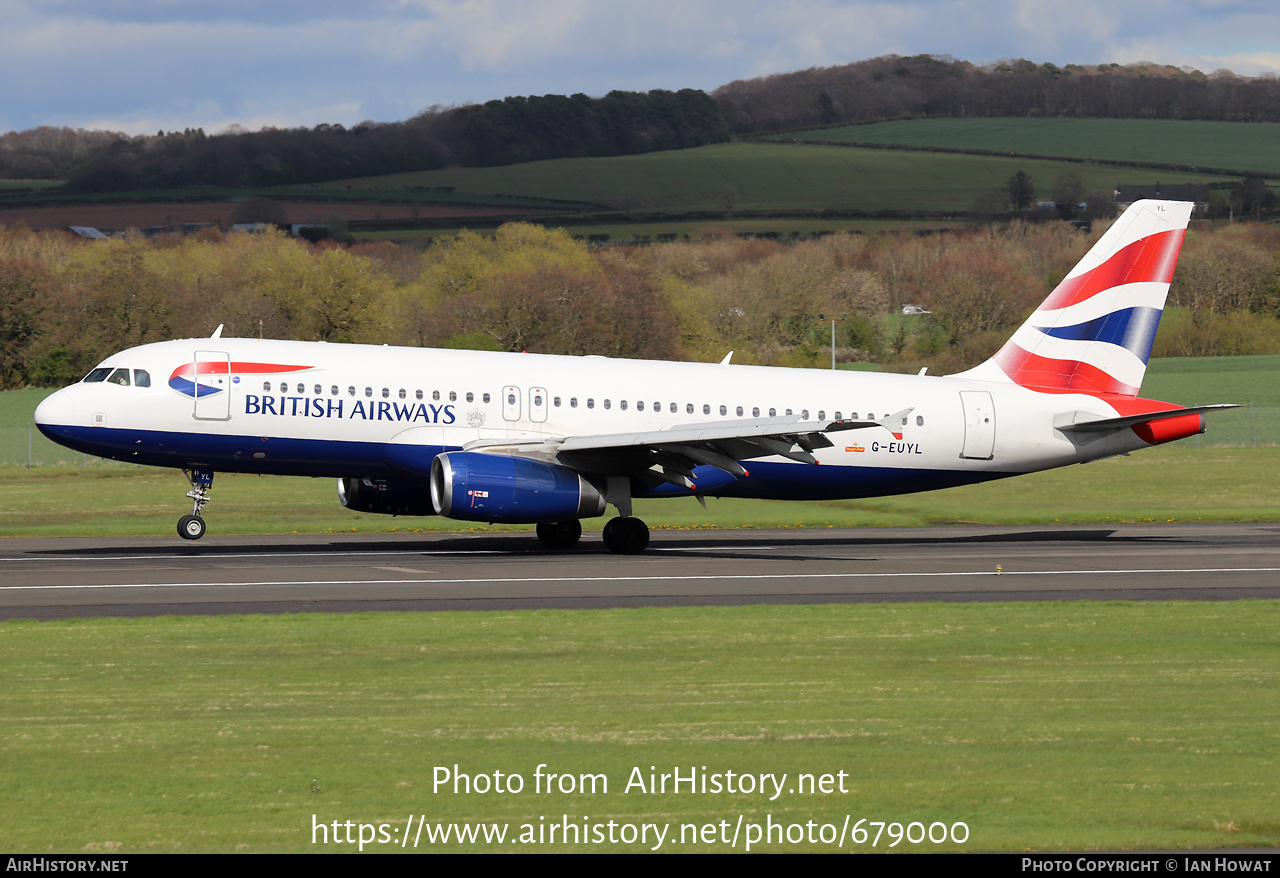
(958, 199, 1194, 396)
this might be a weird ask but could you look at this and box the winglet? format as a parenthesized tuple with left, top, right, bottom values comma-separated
(211, 324, 224, 339)
(720, 351, 733, 366)
(877, 407, 915, 440)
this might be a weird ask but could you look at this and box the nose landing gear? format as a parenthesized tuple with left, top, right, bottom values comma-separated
(178, 468, 214, 541)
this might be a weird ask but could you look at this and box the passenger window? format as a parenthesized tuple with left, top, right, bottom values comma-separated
(280, 382, 288, 393)
(736, 406, 743, 417)
(603, 399, 610, 410)
(348, 386, 355, 397)
(553, 396, 561, 407)
(653, 402, 660, 413)
(670, 403, 677, 413)
(851, 412, 859, 420)
(818, 411, 826, 420)
(133, 370, 150, 388)
(315, 385, 322, 395)
(917, 415, 925, 426)
(570, 398, 578, 408)
(719, 405, 727, 416)
(263, 381, 271, 391)
(449, 391, 456, 402)
(752, 407, 760, 417)
(83, 367, 111, 383)
(703, 404, 710, 415)
(382, 388, 389, 398)
(332, 386, 339, 396)
(637, 401, 645, 411)
(768, 407, 775, 417)
(535, 393, 544, 407)
(432, 390, 440, 401)
(507, 392, 516, 405)
(415, 390, 422, 400)
(801, 410, 809, 419)
(785, 409, 793, 416)
(108, 369, 130, 386)
(399, 389, 406, 399)
(483, 393, 491, 403)
(365, 387, 373, 398)
(297, 383, 305, 394)
(587, 398, 595, 409)
(620, 400, 627, 411)
(835, 411, 842, 420)
(687, 403, 694, 414)
(466, 392, 474, 403)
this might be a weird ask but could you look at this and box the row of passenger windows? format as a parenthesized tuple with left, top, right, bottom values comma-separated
(259, 381, 925, 426)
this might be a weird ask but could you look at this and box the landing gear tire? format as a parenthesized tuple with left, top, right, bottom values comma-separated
(602, 517, 649, 554)
(177, 514, 206, 541)
(536, 519, 583, 550)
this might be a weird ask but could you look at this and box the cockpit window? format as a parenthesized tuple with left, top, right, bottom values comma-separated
(134, 370, 151, 388)
(83, 368, 112, 383)
(108, 368, 131, 386)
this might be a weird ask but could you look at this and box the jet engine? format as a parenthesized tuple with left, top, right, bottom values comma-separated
(337, 477, 436, 516)
(430, 452, 606, 523)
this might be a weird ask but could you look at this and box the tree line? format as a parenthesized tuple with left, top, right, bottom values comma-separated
(7, 56, 1280, 191)
(0, 90, 729, 192)
(4, 218, 1279, 391)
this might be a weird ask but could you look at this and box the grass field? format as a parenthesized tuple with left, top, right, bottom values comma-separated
(777, 118, 1280, 178)
(322, 143, 1229, 216)
(3, 602, 1278, 852)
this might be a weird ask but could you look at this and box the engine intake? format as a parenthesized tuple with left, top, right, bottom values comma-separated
(430, 452, 606, 523)
(337, 478, 435, 516)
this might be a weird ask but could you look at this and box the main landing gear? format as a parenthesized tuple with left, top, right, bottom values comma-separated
(602, 516, 649, 554)
(534, 517, 651, 553)
(177, 468, 214, 541)
(536, 519, 582, 550)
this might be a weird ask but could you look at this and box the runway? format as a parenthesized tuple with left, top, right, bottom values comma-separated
(3, 522, 1280, 619)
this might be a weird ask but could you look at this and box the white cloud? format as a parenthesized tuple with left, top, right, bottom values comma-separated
(7, 0, 1280, 133)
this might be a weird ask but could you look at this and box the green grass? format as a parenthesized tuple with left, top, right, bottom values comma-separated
(776, 118, 1280, 178)
(3, 445, 1279, 539)
(323, 142, 1229, 215)
(3, 602, 1278, 852)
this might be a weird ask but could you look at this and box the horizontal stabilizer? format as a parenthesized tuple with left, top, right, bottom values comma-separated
(1054, 404, 1240, 434)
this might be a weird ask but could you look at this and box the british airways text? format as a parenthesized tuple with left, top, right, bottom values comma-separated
(243, 395, 456, 424)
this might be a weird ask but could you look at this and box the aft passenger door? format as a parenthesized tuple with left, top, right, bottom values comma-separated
(192, 350, 231, 421)
(959, 391, 995, 459)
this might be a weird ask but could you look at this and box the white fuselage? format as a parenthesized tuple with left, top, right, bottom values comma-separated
(35, 337, 1161, 503)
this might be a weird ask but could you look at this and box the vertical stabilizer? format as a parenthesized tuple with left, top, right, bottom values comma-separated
(957, 199, 1193, 395)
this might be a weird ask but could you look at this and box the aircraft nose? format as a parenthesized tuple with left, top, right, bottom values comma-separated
(34, 388, 74, 431)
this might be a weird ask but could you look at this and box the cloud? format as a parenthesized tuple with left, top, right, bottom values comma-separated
(7, 0, 1280, 133)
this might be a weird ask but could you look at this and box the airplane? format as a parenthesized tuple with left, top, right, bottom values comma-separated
(34, 199, 1236, 554)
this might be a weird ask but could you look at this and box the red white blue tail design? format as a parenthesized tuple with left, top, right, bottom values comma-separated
(960, 200, 1193, 396)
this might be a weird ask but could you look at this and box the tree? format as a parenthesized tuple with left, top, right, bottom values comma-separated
(1007, 171, 1035, 212)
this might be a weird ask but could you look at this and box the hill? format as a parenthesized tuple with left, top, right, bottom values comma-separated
(325, 142, 1228, 220)
(771, 118, 1280, 178)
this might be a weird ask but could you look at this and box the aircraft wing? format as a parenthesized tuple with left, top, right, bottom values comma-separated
(462, 408, 914, 487)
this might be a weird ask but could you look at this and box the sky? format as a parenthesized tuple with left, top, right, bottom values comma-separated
(4, 0, 1280, 136)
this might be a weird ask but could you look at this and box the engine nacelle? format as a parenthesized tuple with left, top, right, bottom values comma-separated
(430, 452, 606, 523)
(337, 478, 436, 516)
